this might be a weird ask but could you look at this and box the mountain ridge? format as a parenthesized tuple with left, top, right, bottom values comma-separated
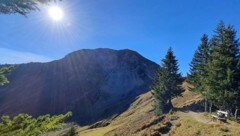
(0, 48, 159, 125)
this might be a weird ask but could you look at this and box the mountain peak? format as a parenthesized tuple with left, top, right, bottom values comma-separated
(64, 48, 141, 59)
(0, 49, 159, 125)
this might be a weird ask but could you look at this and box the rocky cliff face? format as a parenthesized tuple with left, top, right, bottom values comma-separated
(0, 48, 159, 124)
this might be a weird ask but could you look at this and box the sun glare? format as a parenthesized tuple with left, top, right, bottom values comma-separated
(48, 6, 64, 21)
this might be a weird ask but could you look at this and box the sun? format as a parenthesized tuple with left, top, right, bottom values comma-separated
(48, 6, 64, 21)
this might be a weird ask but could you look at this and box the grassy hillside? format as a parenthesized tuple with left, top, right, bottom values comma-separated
(169, 116, 240, 136)
(78, 91, 154, 136)
(77, 84, 240, 136)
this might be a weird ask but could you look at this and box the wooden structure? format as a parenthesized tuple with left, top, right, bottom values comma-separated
(211, 110, 228, 122)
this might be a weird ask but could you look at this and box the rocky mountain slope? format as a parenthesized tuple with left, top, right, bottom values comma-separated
(0, 48, 159, 125)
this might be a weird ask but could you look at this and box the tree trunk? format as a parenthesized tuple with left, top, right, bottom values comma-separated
(209, 102, 212, 113)
(168, 99, 173, 110)
(235, 109, 238, 120)
(164, 99, 173, 113)
(204, 99, 208, 112)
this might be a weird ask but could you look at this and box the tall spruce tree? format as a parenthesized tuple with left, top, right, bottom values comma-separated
(188, 34, 210, 91)
(205, 22, 240, 113)
(151, 48, 182, 115)
(188, 34, 210, 112)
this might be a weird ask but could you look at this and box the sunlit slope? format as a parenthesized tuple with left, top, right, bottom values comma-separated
(78, 83, 240, 136)
(78, 85, 204, 136)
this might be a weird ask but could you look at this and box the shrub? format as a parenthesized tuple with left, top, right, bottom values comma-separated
(0, 112, 72, 136)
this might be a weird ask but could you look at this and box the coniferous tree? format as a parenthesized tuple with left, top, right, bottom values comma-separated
(205, 22, 240, 114)
(152, 48, 182, 115)
(187, 34, 210, 112)
(152, 68, 170, 115)
(188, 34, 210, 91)
(0, 0, 61, 15)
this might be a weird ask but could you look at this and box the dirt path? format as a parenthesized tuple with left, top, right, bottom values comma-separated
(178, 111, 211, 124)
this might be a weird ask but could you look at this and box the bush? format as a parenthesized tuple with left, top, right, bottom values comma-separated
(0, 112, 72, 136)
(0, 66, 15, 86)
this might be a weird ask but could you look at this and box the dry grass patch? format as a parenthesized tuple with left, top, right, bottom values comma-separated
(172, 90, 203, 109)
(169, 116, 240, 136)
(78, 125, 121, 136)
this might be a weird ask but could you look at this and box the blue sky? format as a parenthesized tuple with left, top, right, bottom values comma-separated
(0, 0, 240, 75)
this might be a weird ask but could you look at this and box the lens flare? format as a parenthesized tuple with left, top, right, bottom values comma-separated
(48, 6, 64, 21)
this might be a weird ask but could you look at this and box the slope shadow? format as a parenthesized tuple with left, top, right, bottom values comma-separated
(174, 101, 204, 113)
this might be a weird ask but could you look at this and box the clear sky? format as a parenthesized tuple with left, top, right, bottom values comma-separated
(0, 0, 240, 75)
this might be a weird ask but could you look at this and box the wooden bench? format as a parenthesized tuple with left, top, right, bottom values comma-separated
(211, 110, 228, 122)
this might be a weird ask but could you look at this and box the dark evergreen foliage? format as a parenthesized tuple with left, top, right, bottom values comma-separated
(151, 48, 182, 115)
(205, 22, 240, 112)
(187, 34, 210, 112)
(188, 34, 210, 93)
(0, 0, 61, 15)
(188, 21, 240, 115)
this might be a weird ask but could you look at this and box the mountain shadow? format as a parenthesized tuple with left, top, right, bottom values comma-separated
(0, 48, 159, 125)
